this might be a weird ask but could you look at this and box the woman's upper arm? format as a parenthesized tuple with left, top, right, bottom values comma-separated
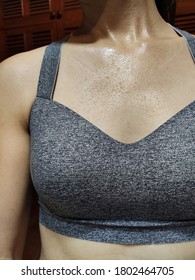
(0, 57, 34, 260)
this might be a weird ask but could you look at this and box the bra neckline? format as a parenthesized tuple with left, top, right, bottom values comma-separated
(35, 24, 195, 147)
(36, 97, 195, 147)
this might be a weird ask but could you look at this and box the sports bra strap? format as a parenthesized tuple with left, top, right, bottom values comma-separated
(36, 35, 70, 100)
(168, 23, 195, 62)
(36, 25, 195, 100)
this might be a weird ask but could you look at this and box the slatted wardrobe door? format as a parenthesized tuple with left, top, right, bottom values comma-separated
(64, 0, 81, 10)
(4, 23, 57, 59)
(2, 0, 22, 19)
(58, 0, 82, 38)
(32, 30, 53, 49)
(64, 26, 78, 37)
(0, 0, 84, 60)
(6, 33, 25, 57)
(175, 0, 195, 34)
(175, 13, 195, 34)
(27, 24, 57, 50)
(29, 0, 50, 15)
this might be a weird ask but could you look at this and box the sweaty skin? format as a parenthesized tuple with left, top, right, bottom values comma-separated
(1, 0, 195, 259)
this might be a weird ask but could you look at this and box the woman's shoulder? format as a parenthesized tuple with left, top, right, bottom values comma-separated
(0, 45, 48, 131)
(0, 45, 47, 92)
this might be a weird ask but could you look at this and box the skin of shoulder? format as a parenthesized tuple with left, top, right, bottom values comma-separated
(0, 46, 47, 132)
(0, 46, 50, 259)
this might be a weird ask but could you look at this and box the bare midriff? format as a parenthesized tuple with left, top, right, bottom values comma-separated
(39, 224, 195, 260)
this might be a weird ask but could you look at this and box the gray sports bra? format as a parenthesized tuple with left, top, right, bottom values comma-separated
(30, 24, 195, 244)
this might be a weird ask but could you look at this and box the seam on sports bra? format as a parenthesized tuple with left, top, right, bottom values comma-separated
(39, 203, 195, 229)
(49, 53, 61, 100)
(50, 36, 71, 100)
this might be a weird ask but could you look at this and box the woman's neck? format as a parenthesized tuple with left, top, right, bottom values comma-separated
(73, 0, 177, 42)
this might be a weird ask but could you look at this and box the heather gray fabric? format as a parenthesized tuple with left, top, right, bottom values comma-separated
(30, 24, 195, 244)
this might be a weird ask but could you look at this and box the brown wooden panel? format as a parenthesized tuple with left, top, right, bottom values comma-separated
(55, 1, 82, 39)
(5, 32, 25, 57)
(2, 0, 22, 19)
(64, 0, 81, 10)
(32, 29, 52, 48)
(63, 8, 83, 27)
(29, 0, 50, 15)
(175, 0, 195, 34)
(176, 0, 195, 15)
(0, 30, 6, 61)
(29, 23, 57, 47)
(4, 23, 57, 59)
(0, 1, 4, 28)
(60, 0, 82, 28)
(1, 0, 55, 29)
(3, 13, 54, 29)
(57, 9, 82, 39)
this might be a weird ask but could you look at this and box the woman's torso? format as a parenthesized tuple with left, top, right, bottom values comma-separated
(39, 224, 195, 259)
(21, 31, 195, 259)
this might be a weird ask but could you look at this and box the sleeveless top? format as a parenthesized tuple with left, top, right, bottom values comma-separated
(29, 23, 195, 245)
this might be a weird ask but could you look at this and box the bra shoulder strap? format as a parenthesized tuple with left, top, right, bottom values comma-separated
(36, 35, 70, 100)
(168, 24, 195, 62)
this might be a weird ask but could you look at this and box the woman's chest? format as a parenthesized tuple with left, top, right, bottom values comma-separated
(53, 41, 195, 144)
(29, 95, 195, 221)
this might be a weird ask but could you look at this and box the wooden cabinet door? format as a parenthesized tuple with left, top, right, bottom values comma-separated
(175, 0, 195, 33)
(0, 30, 6, 61)
(3, 23, 57, 59)
(27, 0, 53, 25)
(1, 0, 23, 20)
(57, 0, 83, 38)
(0, 1, 4, 28)
(0, 0, 83, 61)
(2, 0, 54, 28)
